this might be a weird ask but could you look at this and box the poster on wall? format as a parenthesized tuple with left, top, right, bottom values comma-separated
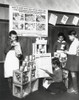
(49, 13, 58, 26)
(72, 16, 79, 25)
(9, 5, 48, 37)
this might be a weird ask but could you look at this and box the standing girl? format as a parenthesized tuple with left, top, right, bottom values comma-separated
(65, 30, 79, 94)
(4, 30, 23, 92)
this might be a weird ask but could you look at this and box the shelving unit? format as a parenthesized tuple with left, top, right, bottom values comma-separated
(13, 58, 39, 98)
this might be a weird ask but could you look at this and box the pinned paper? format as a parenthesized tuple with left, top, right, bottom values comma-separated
(61, 15, 69, 24)
(72, 16, 79, 25)
(49, 14, 58, 26)
(43, 80, 50, 89)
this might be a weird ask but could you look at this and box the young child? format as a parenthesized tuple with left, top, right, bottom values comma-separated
(53, 32, 69, 57)
(42, 58, 67, 94)
(65, 30, 79, 94)
(4, 30, 23, 92)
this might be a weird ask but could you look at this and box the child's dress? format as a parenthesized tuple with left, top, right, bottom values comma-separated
(4, 42, 22, 78)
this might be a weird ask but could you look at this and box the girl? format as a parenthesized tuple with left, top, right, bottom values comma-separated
(65, 30, 79, 94)
(4, 30, 23, 92)
(42, 58, 66, 94)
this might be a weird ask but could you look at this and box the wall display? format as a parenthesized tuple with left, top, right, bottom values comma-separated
(9, 6, 48, 37)
(48, 10, 79, 26)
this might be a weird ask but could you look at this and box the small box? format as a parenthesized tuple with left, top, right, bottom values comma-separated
(31, 79, 39, 92)
(31, 69, 36, 80)
(13, 69, 30, 85)
(13, 83, 31, 98)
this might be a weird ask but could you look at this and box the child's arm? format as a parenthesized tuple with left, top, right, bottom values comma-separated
(40, 68, 54, 78)
(14, 42, 23, 60)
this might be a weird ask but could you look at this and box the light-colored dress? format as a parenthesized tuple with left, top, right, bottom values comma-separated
(4, 50, 19, 78)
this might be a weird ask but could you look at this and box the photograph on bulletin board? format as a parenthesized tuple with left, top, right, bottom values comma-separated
(9, 5, 48, 37)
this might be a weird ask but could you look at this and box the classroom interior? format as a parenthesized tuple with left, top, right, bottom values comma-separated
(0, 0, 79, 100)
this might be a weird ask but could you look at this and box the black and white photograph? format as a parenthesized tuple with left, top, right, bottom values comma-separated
(0, 0, 79, 100)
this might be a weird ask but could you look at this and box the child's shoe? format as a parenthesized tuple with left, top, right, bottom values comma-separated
(67, 88, 78, 94)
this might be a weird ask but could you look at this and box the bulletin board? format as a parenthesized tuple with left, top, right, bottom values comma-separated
(9, 5, 48, 37)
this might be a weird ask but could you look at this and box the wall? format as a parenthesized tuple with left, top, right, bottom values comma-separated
(1, 0, 79, 14)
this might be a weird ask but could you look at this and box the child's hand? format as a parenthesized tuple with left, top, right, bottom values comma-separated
(11, 41, 17, 46)
(19, 66, 24, 72)
(45, 70, 50, 74)
(41, 68, 49, 74)
(48, 80, 54, 84)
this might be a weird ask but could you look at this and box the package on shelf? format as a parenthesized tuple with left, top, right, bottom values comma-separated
(13, 69, 31, 85)
(20, 55, 31, 71)
(31, 69, 36, 80)
(13, 83, 31, 98)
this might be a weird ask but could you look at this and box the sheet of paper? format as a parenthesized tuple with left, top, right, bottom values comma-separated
(43, 80, 50, 89)
(72, 16, 79, 25)
(49, 14, 58, 26)
(61, 15, 69, 24)
(35, 53, 53, 78)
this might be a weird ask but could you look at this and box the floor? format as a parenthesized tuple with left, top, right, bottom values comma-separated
(0, 63, 79, 100)
(0, 87, 79, 100)
(0, 79, 79, 100)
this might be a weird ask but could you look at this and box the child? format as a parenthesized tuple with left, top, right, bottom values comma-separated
(53, 32, 69, 57)
(42, 58, 67, 94)
(4, 30, 23, 92)
(65, 30, 79, 94)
